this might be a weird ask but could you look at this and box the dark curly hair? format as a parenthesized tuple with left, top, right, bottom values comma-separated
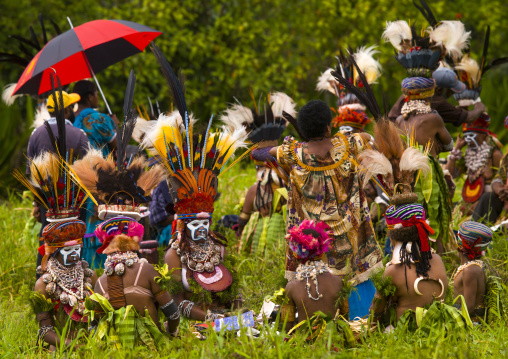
(297, 100, 332, 139)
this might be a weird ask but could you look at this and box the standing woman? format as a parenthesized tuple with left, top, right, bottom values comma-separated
(258, 100, 383, 319)
(72, 80, 119, 268)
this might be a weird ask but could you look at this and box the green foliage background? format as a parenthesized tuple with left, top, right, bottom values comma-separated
(0, 0, 507, 194)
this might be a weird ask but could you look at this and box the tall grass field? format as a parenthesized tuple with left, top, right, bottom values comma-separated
(1, 163, 508, 358)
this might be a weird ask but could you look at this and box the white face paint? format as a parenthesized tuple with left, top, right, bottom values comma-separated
(187, 219, 210, 241)
(339, 125, 354, 133)
(464, 132, 479, 148)
(60, 245, 82, 266)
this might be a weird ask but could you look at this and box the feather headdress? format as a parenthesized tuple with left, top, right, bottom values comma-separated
(32, 103, 50, 129)
(145, 44, 252, 218)
(382, 21, 412, 52)
(333, 52, 429, 203)
(454, 26, 508, 105)
(287, 220, 332, 263)
(220, 91, 295, 144)
(13, 74, 96, 221)
(71, 70, 164, 221)
(428, 21, 470, 61)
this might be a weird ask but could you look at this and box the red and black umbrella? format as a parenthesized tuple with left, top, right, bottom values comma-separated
(12, 19, 161, 96)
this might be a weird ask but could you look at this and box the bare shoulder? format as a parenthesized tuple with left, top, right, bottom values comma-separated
(463, 263, 485, 277)
(164, 248, 181, 266)
(285, 280, 297, 298)
(34, 278, 47, 294)
(425, 112, 445, 125)
(429, 253, 446, 268)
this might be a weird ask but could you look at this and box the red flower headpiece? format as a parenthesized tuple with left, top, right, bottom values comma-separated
(288, 220, 332, 263)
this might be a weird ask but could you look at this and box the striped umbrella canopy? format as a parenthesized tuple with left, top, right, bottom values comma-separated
(12, 19, 162, 96)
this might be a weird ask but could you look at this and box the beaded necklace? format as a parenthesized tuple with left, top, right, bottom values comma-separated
(295, 260, 329, 300)
(104, 251, 146, 276)
(453, 259, 484, 281)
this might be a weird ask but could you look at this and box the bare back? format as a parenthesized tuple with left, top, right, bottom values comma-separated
(396, 112, 451, 157)
(94, 262, 163, 326)
(285, 273, 342, 321)
(453, 264, 486, 314)
(386, 254, 448, 319)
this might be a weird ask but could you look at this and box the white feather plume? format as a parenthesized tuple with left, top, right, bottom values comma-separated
(132, 116, 156, 143)
(140, 113, 182, 151)
(455, 55, 481, 87)
(399, 147, 430, 174)
(32, 104, 50, 129)
(316, 68, 339, 95)
(166, 110, 197, 131)
(220, 103, 253, 132)
(429, 21, 470, 60)
(353, 46, 382, 84)
(382, 21, 412, 52)
(2, 83, 21, 106)
(270, 92, 297, 119)
(358, 149, 393, 188)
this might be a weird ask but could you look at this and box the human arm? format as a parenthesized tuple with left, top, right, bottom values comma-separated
(433, 114, 453, 152)
(33, 279, 73, 348)
(445, 135, 466, 176)
(464, 102, 486, 124)
(282, 284, 296, 331)
(237, 185, 256, 236)
(147, 265, 180, 336)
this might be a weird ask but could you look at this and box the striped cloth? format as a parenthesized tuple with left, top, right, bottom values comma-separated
(385, 204, 425, 224)
(457, 221, 492, 259)
(401, 77, 435, 90)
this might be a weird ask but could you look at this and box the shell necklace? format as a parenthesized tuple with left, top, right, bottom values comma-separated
(295, 260, 329, 300)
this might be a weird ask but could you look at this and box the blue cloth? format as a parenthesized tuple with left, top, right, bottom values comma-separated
(81, 198, 106, 269)
(384, 235, 393, 257)
(348, 279, 376, 319)
(74, 108, 116, 156)
(149, 181, 173, 226)
(156, 223, 173, 247)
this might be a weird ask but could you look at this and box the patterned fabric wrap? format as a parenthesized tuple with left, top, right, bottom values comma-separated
(401, 77, 436, 100)
(385, 204, 434, 252)
(462, 113, 493, 135)
(277, 133, 383, 283)
(39, 219, 86, 256)
(401, 77, 436, 90)
(457, 221, 492, 259)
(331, 107, 371, 130)
(287, 220, 332, 263)
(95, 216, 144, 243)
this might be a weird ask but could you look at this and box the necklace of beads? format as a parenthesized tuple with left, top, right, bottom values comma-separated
(453, 260, 484, 281)
(40, 258, 94, 314)
(401, 100, 433, 117)
(295, 260, 329, 300)
(465, 141, 492, 178)
(104, 251, 146, 276)
(172, 239, 221, 273)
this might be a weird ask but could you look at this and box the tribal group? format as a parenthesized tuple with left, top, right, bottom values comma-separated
(8, 13, 507, 350)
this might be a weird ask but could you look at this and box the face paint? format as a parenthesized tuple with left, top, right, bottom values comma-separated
(60, 245, 82, 266)
(186, 219, 210, 241)
(464, 132, 479, 148)
(339, 125, 354, 133)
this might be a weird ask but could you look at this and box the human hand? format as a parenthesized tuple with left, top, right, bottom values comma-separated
(455, 135, 467, 149)
(110, 114, 120, 127)
(499, 187, 508, 202)
(32, 205, 41, 222)
(474, 102, 486, 113)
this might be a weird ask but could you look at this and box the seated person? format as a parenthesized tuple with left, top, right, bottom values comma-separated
(283, 219, 343, 330)
(371, 204, 448, 321)
(93, 217, 180, 337)
(453, 221, 492, 321)
(472, 152, 508, 224)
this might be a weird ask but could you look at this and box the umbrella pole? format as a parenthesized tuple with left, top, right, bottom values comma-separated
(67, 17, 113, 115)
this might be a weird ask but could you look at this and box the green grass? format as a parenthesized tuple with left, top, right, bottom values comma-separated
(1, 164, 508, 358)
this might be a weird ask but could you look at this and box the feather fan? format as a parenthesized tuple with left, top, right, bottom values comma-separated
(429, 21, 470, 61)
(382, 21, 412, 52)
(316, 68, 338, 94)
(399, 147, 430, 174)
(220, 103, 252, 132)
(32, 104, 50, 129)
(358, 150, 392, 188)
(269, 92, 297, 120)
(132, 117, 156, 143)
(455, 56, 481, 88)
(2, 83, 21, 106)
(353, 46, 382, 84)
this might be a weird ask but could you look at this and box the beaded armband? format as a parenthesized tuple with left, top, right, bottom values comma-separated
(161, 299, 180, 321)
(38, 325, 55, 339)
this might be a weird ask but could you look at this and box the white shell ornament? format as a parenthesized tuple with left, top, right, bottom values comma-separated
(114, 263, 125, 276)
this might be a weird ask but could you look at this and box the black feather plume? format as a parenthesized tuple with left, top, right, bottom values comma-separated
(49, 18, 62, 35)
(413, 0, 437, 28)
(29, 26, 41, 51)
(331, 51, 382, 121)
(39, 13, 48, 45)
(282, 111, 307, 141)
(117, 70, 137, 171)
(479, 26, 490, 76)
(150, 43, 188, 123)
(44, 72, 66, 156)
